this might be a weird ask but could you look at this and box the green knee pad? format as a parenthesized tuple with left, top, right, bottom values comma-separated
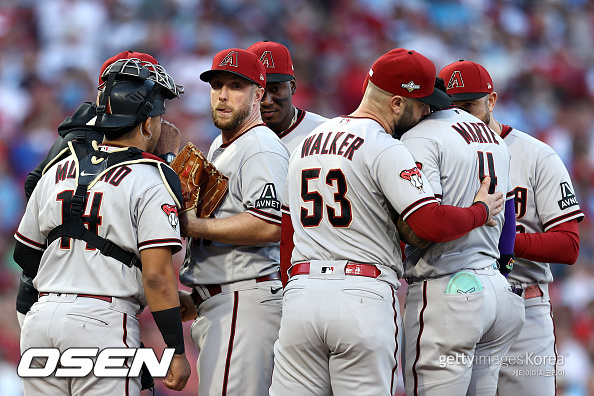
(444, 271, 483, 294)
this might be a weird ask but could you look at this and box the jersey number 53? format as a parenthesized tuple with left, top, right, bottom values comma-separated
(300, 169, 352, 228)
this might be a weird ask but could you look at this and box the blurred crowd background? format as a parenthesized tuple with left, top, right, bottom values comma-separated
(0, 0, 593, 395)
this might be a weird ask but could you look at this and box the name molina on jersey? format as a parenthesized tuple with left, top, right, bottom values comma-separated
(255, 183, 280, 210)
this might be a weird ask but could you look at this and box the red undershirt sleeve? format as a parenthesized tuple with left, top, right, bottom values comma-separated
(514, 220, 580, 264)
(280, 212, 295, 287)
(405, 202, 488, 243)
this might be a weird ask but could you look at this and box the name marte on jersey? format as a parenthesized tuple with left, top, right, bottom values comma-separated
(301, 131, 364, 160)
(452, 122, 500, 145)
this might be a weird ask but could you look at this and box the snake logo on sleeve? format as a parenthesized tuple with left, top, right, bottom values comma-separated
(558, 182, 579, 210)
(161, 204, 179, 230)
(255, 183, 280, 210)
(399, 167, 424, 192)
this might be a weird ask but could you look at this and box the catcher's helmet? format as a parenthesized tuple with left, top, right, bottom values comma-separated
(93, 58, 180, 136)
(95, 78, 166, 134)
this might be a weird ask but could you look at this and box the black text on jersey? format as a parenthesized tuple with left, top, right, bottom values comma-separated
(301, 131, 364, 160)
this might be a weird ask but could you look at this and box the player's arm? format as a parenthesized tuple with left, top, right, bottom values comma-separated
(13, 241, 43, 326)
(180, 212, 280, 244)
(140, 246, 191, 391)
(280, 208, 294, 286)
(514, 220, 580, 264)
(497, 196, 516, 275)
(404, 177, 503, 243)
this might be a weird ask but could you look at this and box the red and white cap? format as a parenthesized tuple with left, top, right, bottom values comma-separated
(367, 49, 451, 108)
(98, 50, 159, 88)
(438, 60, 493, 101)
(200, 48, 266, 87)
(246, 41, 294, 83)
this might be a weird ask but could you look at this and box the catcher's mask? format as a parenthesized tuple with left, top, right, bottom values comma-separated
(93, 58, 182, 136)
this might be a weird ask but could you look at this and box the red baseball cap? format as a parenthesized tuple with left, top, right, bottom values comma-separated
(200, 48, 266, 87)
(367, 49, 451, 108)
(439, 60, 493, 101)
(246, 41, 294, 83)
(98, 50, 159, 88)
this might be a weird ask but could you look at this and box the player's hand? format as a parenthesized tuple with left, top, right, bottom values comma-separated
(179, 290, 198, 322)
(473, 177, 504, 226)
(154, 118, 181, 157)
(163, 353, 191, 391)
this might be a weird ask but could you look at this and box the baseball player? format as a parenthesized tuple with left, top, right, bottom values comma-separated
(399, 76, 525, 395)
(271, 48, 505, 396)
(14, 59, 191, 395)
(178, 48, 289, 396)
(17, 50, 181, 327)
(439, 60, 584, 396)
(246, 41, 328, 153)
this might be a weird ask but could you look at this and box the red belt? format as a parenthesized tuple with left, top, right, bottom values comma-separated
(290, 262, 381, 278)
(524, 285, 543, 299)
(38, 292, 113, 303)
(191, 272, 281, 306)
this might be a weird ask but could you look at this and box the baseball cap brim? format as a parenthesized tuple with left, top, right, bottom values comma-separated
(200, 70, 260, 86)
(265, 73, 295, 83)
(417, 88, 452, 108)
(450, 92, 489, 101)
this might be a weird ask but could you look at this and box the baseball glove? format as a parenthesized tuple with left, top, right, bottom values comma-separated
(169, 142, 228, 217)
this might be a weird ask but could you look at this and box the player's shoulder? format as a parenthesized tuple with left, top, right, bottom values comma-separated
(244, 124, 290, 157)
(302, 109, 328, 123)
(504, 127, 557, 156)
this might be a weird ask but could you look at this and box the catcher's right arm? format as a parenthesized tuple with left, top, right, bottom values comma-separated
(396, 214, 430, 249)
(169, 142, 228, 218)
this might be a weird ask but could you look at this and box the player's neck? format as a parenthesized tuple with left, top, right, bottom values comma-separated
(489, 116, 502, 136)
(221, 109, 264, 143)
(350, 106, 393, 135)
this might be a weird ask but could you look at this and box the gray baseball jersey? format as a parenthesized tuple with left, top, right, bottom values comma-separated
(16, 145, 182, 306)
(400, 109, 525, 396)
(277, 108, 327, 153)
(501, 126, 584, 285)
(497, 125, 583, 396)
(16, 144, 182, 396)
(179, 124, 290, 287)
(270, 116, 438, 396)
(180, 124, 289, 396)
(401, 108, 514, 278)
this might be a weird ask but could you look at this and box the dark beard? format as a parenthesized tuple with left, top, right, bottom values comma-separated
(392, 102, 419, 139)
(211, 93, 253, 131)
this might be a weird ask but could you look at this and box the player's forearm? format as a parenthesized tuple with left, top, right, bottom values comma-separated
(406, 202, 487, 243)
(280, 212, 295, 286)
(514, 220, 580, 264)
(182, 212, 281, 245)
(141, 247, 181, 311)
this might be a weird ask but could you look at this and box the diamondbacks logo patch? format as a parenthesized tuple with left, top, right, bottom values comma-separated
(447, 71, 464, 90)
(259, 51, 275, 68)
(219, 51, 238, 67)
(255, 183, 280, 210)
(558, 182, 579, 210)
(400, 167, 424, 193)
(161, 204, 179, 230)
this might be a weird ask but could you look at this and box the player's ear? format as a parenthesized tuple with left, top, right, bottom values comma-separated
(487, 92, 497, 112)
(390, 95, 406, 115)
(290, 80, 297, 95)
(254, 85, 265, 102)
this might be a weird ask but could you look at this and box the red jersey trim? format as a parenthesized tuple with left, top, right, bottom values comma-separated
(277, 108, 305, 139)
(220, 123, 267, 148)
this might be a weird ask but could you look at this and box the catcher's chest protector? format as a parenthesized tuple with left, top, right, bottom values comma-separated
(46, 140, 183, 269)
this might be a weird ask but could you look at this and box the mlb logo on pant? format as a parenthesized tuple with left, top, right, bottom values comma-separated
(321, 266, 334, 274)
